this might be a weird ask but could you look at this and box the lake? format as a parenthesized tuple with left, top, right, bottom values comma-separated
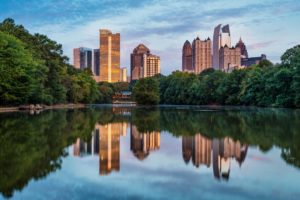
(0, 106, 300, 200)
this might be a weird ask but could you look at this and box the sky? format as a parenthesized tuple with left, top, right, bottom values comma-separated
(0, 0, 300, 75)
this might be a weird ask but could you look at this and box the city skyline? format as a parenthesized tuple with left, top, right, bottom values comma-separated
(1, 0, 299, 75)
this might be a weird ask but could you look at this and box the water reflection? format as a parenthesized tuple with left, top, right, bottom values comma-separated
(182, 134, 247, 180)
(1, 106, 300, 199)
(130, 125, 160, 160)
(73, 121, 247, 181)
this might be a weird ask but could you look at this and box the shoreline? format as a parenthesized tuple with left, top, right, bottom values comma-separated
(0, 104, 86, 113)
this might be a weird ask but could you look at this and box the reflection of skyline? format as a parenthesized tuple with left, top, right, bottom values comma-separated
(73, 122, 128, 175)
(182, 134, 248, 180)
(72, 120, 247, 180)
(130, 125, 160, 160)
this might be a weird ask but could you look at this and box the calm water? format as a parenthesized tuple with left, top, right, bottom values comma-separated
(0, 106, 300, 200)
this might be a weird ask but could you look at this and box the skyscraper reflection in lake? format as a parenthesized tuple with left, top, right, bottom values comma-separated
(73, 122, 128, 175)
(182, 134, 248, 180)
(130, 125, 160, 160)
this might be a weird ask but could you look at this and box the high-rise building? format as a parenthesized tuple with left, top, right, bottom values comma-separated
(192, 37, 212, 74)
(219, 46, 241, 72)
(130, 44, 160, 81)
(120, 67, 127, 82)
(182, 40, 193, 72)
(131, 44, 150, 80)
(93, 49, 100, 76)
(99, 29, 120, 83)
(235, 38, 248, 59)
(213, 24, 231, 70)
(73, 47, 92, 70)
(143, 54, 160, 78)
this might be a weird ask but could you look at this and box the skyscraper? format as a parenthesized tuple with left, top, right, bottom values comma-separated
(93, 49, 100, 76)
(99, 29, 120, 83)
(73, 47, 92, 70)
(182, 40, 193, 72)
(120, 67, 127, 82)
(143, 54, 160, 78)
(235, 38, 248, 59)
(192, 37, 212, 74)
(130, 44, 160, 80)
(219, 45, 241, 72)
(213, 24, 231, 70)
(131, 44, 150, 80)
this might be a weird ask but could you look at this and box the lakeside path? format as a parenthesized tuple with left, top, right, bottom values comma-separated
(0, 104, 86, 113)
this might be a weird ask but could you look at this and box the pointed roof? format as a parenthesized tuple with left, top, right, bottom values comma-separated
(133, 43, 150, 54)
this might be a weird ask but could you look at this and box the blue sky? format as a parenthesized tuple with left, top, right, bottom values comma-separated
(1, 0, 300, 75)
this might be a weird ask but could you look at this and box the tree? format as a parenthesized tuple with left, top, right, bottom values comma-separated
(281, 45, 300, 107)
(0, 18, 101, 105)
(0, 31, 47, 105)
(133, 78, 160, 105)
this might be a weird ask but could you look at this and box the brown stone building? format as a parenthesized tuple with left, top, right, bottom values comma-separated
(182, 40, 193, 72)
(235, 38, 248, 59)
(192, 37, 212, 74)
(182, 37, 212, 74)
(130, 44, 160, 80)
(219, 46, 241, 72)
(98, 29, 120, 83)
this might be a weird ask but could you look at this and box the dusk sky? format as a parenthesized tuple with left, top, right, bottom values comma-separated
(1, 0, 300, 75)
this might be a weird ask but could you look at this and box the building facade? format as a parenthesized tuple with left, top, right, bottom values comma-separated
(182, 40, 193, 72)
(99, 29, 120, 83)
(192, 37, 212, 74)
(131, 44, 150, 80)
(73, 47, 92, 70)
(219, 46, 241, 72)
(93, 49, 100, 76)
(120, 67, 127, 82)
(130, 44, 160, 80)
(213, 24, 231, 70)
(242, 54, 267, 67)
(235, 38, 248, 59)
(143, 54, 160, 78)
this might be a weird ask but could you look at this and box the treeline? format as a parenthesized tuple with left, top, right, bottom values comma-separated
(133, 45, 300, 108)
(0, 18, 101, 105)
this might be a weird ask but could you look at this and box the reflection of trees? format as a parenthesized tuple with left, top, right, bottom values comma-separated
(78, 107, 300, 169)
(128, 107, 300, 169)
(100, 106, 300, 169)
(1, 106, 299, 198)
(0, 109, 99, 198)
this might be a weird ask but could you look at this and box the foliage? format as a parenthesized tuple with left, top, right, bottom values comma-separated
(157, 45, 300, 108)
(0, 31, 48, 104)
(132, 77, 160, 105)
(0, 18, 99, 105)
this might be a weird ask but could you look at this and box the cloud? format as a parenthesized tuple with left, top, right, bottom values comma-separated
(248, 41, 275, 50)
(1, 0, 300, 75)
